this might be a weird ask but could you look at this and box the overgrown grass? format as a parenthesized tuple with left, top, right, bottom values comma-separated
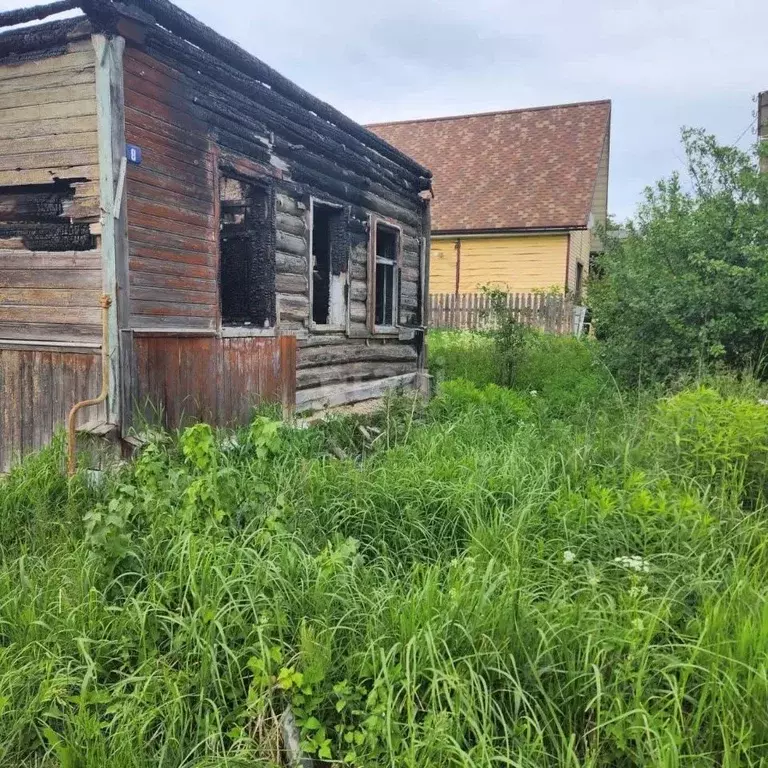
(2, 334, 768, 766)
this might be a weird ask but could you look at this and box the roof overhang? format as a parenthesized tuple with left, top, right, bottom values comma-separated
(432, 225, 588, 238)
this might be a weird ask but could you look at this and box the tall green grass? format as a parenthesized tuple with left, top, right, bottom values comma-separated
(1, 336, 768, 766)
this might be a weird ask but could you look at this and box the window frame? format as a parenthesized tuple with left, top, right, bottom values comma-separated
(367, 216, 403, 335)
(308, 197, 348, 333)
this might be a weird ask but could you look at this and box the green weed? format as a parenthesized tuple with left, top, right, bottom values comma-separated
(1, 338, 768, 766)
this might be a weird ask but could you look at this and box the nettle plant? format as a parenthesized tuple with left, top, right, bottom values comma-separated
(84, 415, 286, 567)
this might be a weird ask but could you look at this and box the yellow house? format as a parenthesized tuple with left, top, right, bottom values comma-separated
(369, 100, 611, 299)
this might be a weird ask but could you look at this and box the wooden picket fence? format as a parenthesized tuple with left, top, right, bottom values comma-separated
(428, 292, 576, 335)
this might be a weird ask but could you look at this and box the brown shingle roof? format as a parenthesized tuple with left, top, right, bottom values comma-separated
(368, 100, 611, 233)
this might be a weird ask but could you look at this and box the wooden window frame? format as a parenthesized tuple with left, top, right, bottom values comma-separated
(308, 197, 348, 333)
(367, 216, 403, 335)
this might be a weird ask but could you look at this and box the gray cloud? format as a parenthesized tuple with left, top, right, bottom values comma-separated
(1, 0, 764, 220)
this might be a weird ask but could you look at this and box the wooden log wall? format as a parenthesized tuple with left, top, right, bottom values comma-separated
(128, 333, 296, 428)
(0, 32, 103, 343)
(0, 346, 106, 472)
(122, 29, 428, 412)
(122, 35, 426, 331)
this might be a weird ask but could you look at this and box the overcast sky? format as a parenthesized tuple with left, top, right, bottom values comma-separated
(3, 0, 765, 220)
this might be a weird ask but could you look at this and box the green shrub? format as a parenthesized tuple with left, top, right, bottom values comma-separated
(590, 128, 768, 385)
(652, 386, 768, 504)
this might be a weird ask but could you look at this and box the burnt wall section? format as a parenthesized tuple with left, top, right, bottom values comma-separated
(0, 345, 107, 472)
(0, 38, 102, 343)
(0, 181, 95, 251)
(121, 21, 427, 412)
(123, 33, 426, 330)
(219, 176, 276, 327)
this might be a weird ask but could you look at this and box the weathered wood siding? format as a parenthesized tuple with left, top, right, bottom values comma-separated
(127, 333, 296, 428)
(0, 35, 102, 342)
(122, 31, 427, 412)
(0, 346, 106, 472)
(0, 27, 106, 472)
(0, 37, 98, 191)
(123, 46, 217, 330)
(430, 234, 569, 294)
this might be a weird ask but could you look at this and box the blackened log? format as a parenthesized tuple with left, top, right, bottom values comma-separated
(125, 0, 430, 178)
(277, 143, 418, 213)
(0, 0, 77, 28)
(0, 16, 85, 59)
(288, 164, 421, 230)
(142, 28, 425, 190)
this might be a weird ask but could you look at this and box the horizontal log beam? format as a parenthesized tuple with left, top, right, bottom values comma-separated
(0, 0, 78, 28)
(297, 360, 416, 390)
(298, 341, 417, 369)
(127, 0, 430, 178)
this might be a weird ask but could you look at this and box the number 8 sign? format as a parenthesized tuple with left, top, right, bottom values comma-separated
(126, 144, 142, 165)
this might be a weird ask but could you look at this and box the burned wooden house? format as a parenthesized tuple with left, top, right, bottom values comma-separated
(0, 0, 432, 471)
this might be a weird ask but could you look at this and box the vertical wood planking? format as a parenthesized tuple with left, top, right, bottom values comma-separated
(0, 348, 106, 472)
(128, 334, 297, 431)
(426, 292, 576, 334)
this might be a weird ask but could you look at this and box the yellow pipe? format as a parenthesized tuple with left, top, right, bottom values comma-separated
(67, 294, 112, 477)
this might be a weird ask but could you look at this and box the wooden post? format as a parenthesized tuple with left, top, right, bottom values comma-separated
(93, 34, 128, 429)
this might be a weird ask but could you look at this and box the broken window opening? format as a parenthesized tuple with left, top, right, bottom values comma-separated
(374, 222, 399, 328)
(0, 179, 95, 251)
(219, 176, 275, 327)
(311, 200, 347, 327)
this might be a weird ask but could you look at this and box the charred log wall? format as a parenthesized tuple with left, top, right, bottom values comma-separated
(0, 35, 102, 343)
(123, 33, 427, 408)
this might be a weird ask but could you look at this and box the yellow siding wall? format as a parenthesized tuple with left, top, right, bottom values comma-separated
(567, 229, 590, 295)
(430, 234, 569, 294)
(430, 240, 459, 293)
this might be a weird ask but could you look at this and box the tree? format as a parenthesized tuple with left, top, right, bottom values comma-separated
(590, 129, 768, 385)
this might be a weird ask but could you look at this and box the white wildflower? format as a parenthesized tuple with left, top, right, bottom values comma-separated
(613, 555, 651, 573)
(530, 390, 538, 397)
(759, 399, 768, 406)
(563, 550, 576, 564)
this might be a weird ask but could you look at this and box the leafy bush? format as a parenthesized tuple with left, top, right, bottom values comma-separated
(590, 129, 768, 385)
(652, 386, 768, 505)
